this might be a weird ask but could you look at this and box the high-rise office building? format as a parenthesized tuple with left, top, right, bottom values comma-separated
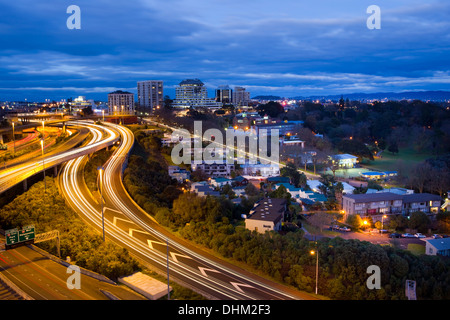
(233, 86, 251, 107)
(137, 80, 164, 113)
(172, 79, 222, 110)
(215, 85, 233, 104)
(108, 90, 135, 115)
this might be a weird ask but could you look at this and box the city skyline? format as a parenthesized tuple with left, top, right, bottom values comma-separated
(1, 0, 450, 101)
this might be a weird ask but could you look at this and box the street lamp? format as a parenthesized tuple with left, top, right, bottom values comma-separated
(12, 122, 15, 157)
(310, 249, 319, 295)
(40, 139, 46, 193)
(97, 166, 105, 242)
(381, 214, 387, 231)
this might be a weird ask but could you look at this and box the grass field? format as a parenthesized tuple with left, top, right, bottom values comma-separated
(407, 243, 426, 255)
(361, 148, 433, 175)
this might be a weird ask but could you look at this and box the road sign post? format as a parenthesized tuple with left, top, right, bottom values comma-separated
(18, 225, 35, 242)
(4, 225, 35, 249)
(5, 228, 19, 247)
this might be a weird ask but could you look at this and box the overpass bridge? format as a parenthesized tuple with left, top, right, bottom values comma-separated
(0, 121, 121, 195)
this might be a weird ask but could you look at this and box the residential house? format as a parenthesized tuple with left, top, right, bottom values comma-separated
(425, 238, 450, 257)
(191, 182, 220, 197)
(245, 198, 287, 233)
(168, 166, 190, 183)
(210, 177, 232, 188)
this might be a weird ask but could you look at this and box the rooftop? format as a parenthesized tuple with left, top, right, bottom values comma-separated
(332, 153, 358, 160)
(344, 192, 442, 204)
(180, 79, 204, 86)
(426, 237, 450, 250)
(247, 198, 286, 223)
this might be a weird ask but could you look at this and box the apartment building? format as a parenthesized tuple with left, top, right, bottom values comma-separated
(342, 192, 442, 220)
(137, 80, 163, 113)
(191, 160, 235, 177)
(233, 86, 251, 107)
(108, 90, 135, 115)
(172, 79, 222, 110)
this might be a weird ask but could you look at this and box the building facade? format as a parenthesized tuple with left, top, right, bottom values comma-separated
(191, 160, 235, 177)
(342, 192, 442, 220)
(108, 90, 135, 115)
(233, 86, 251, 107)
(215, 85, 233, 104)
(172, 79, 222, 110)
(137, 80, 163, 114)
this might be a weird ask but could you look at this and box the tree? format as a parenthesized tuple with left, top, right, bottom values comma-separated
(280, 162, 305, 188)
(408, 211, 430, 233)
(337, 139, 374, 161)
(387, 141, 399, 155)
(307, 212, 334, 237)
(256, 101, 284, 118)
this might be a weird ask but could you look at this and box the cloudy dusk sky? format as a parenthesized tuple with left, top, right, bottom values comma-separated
(0, 0, 449, 101)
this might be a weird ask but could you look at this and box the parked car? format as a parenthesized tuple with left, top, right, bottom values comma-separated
(389, 233, 401, 238)
(402, 233, 414, 238)
(414, 233, 426, 238)
(432, 234, 442, 239)
(340, 227, 351, 232)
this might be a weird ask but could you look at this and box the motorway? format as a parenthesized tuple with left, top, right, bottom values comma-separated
(0, 245, 145, 300)
(58, 121, 316, 300)
(0, 121, 119, 194)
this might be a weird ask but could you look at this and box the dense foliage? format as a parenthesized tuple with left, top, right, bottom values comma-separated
(123, 124, 450, 300)
(0, 178, 140, 280)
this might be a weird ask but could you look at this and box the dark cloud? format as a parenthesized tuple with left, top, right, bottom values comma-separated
(0, 0, 449, 100)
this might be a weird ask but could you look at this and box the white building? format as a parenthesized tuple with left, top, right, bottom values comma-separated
(191, 161, 235, 177)
(330, 154, 358, 168)
(108, 90, 135, 115)
(172, 79, 222, 110)
(241, 162, 280, 177)
(137, 80, 163, 114)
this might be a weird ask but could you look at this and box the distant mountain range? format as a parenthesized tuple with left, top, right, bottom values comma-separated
(252, 91, 450, 102)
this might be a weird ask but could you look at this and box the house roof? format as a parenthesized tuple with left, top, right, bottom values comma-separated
(426, 238, 450, 251)
(343, 192, 403, 203)
(247, 198, 286, 223)
(402, 193, 442, 203)
(344, 192, 442, 204)
(332, 154, 358, 160)
(267, 176, 290, 183)
(212, 177, 230, 183)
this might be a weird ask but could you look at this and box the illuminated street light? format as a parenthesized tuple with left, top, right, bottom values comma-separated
(382, 214, 387, 231)
(97, 166, 105, 242)
(12, 122, 15, 157)
(310, 248, 319, 295)
(40, 138, 46, 193)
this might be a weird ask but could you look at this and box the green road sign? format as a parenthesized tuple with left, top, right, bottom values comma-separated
(5, 228, 19, 245)
(18, 225, 35, 242)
